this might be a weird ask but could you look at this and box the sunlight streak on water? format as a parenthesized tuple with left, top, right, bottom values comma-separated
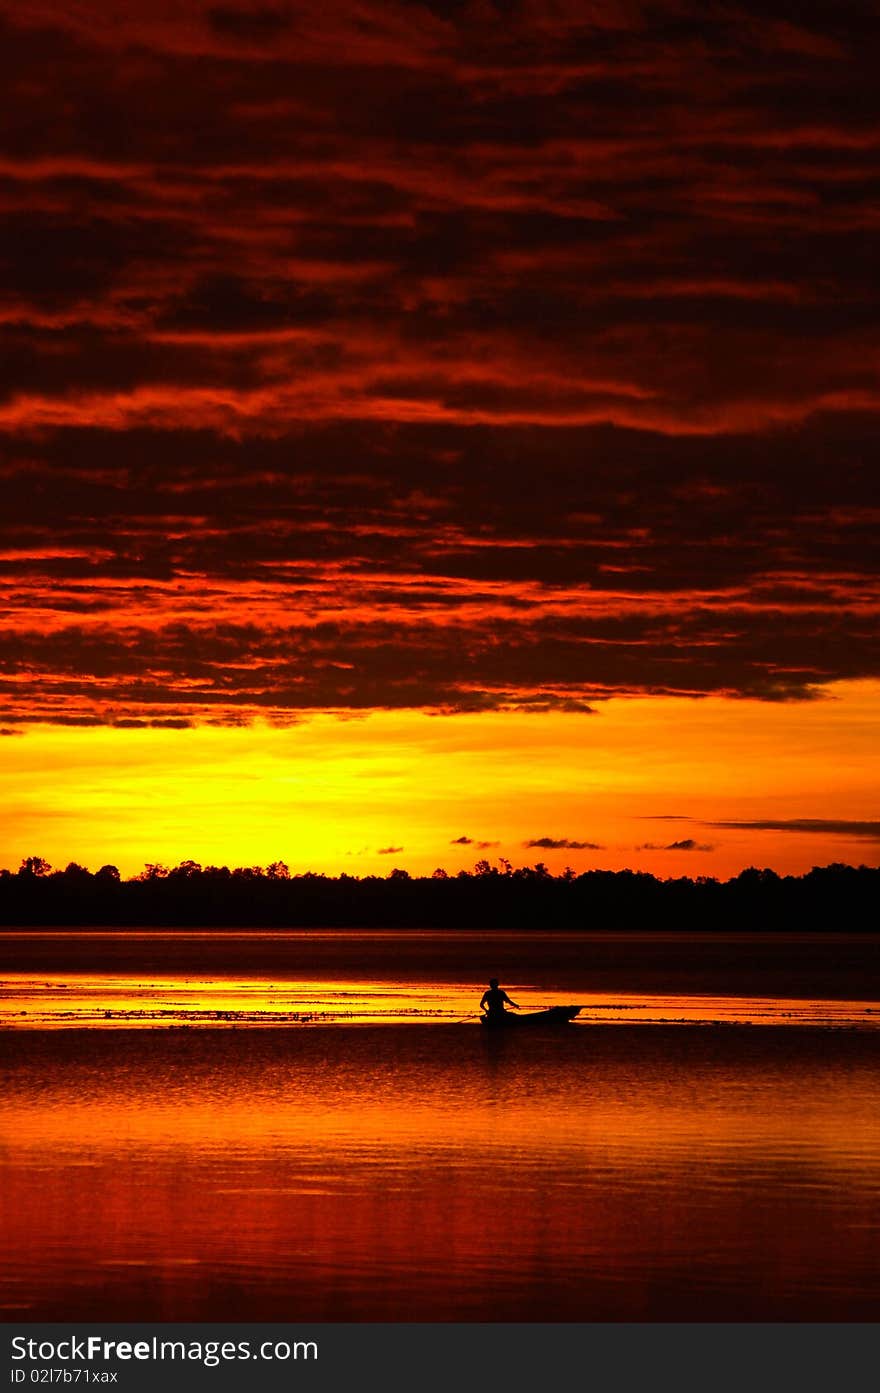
(1, 971, 878, 1028)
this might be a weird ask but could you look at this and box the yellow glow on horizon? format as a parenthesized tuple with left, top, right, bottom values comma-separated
(0, 679, 878, 880)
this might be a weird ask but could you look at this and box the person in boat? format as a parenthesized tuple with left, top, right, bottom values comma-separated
(480, 978, 520, 1023)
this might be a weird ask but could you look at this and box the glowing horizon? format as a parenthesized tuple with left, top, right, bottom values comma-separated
(2, 680, 877, 882)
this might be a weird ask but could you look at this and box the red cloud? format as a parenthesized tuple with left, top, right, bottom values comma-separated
(1, 3, 877, 723)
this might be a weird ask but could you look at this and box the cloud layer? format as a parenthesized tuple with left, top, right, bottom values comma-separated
(2, 2, 878, 724)
(708, 819, 880, 841)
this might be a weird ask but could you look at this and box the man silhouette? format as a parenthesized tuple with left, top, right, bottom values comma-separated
(480, 977, 520, 1022)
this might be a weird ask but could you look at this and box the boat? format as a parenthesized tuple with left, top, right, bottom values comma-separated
(480, 1005, 582, 1028)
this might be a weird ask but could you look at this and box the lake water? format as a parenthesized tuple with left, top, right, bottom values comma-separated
(1, 931, 879, 1320)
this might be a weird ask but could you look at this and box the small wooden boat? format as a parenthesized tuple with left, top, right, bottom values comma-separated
(480, 1005, 582, 1028)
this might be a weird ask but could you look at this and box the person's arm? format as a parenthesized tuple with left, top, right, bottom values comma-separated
(502, 991, 520, 1009)
(480, 991, 489, 1011)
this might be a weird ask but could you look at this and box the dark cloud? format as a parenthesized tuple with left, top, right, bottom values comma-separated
(377, 845, 404, 854)
(110, 716, 194, 729)
(708, 819, 880, 840)
(524, 837, 603, 851)
(637, 839, 715, 852)
(205, 8, 292, 42)
(0, 3, 878, 723)
(0, 412, 877, 720)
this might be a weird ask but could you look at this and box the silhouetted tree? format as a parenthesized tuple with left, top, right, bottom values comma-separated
(19, 856, 51, 877)
(137, 863, 169, 880)
(0, 858, 876, 931)
(169, 859, 202, 879)
(61, 862, 91, 880)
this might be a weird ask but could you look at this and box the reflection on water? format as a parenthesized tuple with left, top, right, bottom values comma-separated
(1, 933, 879, 1320)
(2, 930, 878, 1029)
(1, 974, 878, 1028)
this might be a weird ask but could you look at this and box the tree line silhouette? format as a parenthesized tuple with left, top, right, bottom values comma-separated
(1, 857, 877, 930)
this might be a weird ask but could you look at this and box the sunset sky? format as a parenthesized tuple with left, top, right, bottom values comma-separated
(1, 0, 878, 879)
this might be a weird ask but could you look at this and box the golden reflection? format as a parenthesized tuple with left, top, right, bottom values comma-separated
(6, 1082, 880, 1174)
(3, 1010, 879, 1321)
(1, 971, 877, 1029)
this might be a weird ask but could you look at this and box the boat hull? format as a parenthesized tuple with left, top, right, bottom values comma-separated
(480, 1005, 581, 1028)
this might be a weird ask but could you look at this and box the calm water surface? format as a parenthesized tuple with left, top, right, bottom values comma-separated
(1, 931, 879, 1320)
